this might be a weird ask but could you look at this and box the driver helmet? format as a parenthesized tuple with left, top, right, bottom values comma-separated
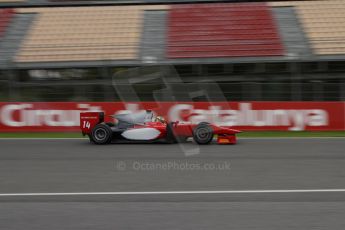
(155, 116, 166, 124)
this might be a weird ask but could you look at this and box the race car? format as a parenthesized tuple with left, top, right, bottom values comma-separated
(80, 110, 241, 145)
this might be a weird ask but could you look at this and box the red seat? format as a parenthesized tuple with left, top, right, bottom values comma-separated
(167, 3, 284, 58)
(0, 9, 14, 38)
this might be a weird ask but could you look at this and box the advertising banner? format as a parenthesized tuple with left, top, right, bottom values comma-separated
(0, 102, 344, 132)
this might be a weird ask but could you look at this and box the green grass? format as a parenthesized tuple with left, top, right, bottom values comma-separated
(0, 131, 344, 138)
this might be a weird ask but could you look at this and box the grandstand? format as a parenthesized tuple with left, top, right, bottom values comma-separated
(270, 0, 345, 55)
(5, 0, 345, 65)
(1, 1, 345, 65)
(17, 6, 143, 62)
(14, 3, 287, 62)
(0, 0, 345, 102)
(167, 3, 284, 58)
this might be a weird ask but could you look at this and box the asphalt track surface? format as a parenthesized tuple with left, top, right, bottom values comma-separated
(0, 138, 345, 229)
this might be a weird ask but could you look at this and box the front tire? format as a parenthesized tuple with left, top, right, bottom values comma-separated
(193, 122, 214, 145)
(91, 123, 112, 144)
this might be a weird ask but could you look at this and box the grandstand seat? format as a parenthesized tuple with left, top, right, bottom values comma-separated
(270, 0, 345, 55)
(15, 5, 168, 62)
(167, 3, 284, 58)
(0, 9, 14, 38)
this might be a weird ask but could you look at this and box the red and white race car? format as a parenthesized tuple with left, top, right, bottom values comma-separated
(80, 110, 241, 145)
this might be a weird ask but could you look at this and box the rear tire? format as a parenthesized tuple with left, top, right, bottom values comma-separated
(193, 122, 213, 145)
(91, 123, 112, 145)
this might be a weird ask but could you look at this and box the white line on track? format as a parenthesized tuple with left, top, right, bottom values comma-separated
(1, 189, 345, 197)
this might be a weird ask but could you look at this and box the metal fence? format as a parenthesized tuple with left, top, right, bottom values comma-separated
(0, 64, 344, 102)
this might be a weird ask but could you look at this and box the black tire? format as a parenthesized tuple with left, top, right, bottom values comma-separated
(91, 123, 112, 145)
(166, 122, 177, 144)
(193, 122, 214, 145)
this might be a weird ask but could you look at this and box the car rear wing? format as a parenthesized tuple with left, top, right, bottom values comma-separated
(80, 112, 104, 135)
